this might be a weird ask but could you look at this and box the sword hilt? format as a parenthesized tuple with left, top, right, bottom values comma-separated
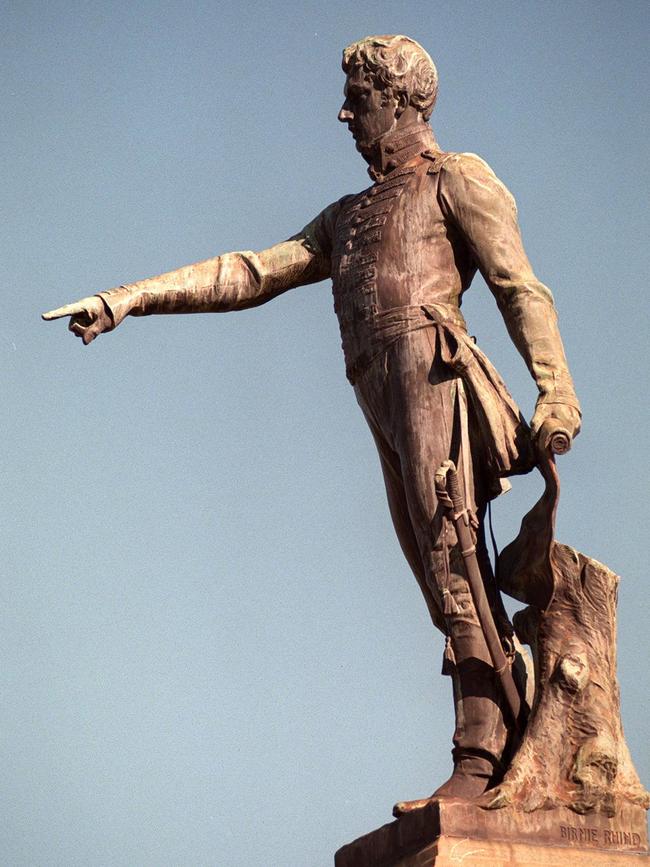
(434, 460, 465, 514)
(444, 463, 465, 515)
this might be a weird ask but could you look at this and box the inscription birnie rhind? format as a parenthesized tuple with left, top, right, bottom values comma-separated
(560, 825, 643, 848)
(43, 33, 648, 862)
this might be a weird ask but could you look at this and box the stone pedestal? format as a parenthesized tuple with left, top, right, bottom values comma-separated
(335, 799, 648, 866)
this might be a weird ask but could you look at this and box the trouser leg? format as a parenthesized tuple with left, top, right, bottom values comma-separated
(428, 538, 510, 799)
(433, 516, 519, 798)
(365, 417, 447, 634)
(355, 331, 512, 803)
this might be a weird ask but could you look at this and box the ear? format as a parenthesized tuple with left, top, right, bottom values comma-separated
(380, 87, 402, 112)
(394, 91, 409, 118)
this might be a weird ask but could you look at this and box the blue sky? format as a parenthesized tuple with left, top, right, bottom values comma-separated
(4, 1, 649, 864)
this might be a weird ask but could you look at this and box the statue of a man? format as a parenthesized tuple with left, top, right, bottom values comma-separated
(44, 35, 581, 806)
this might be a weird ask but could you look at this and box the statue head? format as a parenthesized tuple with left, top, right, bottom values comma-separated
(339, 35, 438, 153)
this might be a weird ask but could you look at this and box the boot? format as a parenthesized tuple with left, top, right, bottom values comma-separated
(431, 747, 500, 799)
(393, 647, 510, 815)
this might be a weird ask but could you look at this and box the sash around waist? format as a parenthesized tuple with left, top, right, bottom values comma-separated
(342, 302, 468, 384)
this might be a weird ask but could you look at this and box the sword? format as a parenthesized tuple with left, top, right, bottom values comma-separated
(434, 460, 524, 728)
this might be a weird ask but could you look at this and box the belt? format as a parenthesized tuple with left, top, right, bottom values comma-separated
(346, 302, 467, 383)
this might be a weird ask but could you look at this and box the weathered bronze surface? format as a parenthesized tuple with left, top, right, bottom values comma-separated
(43, 33, 647, 863)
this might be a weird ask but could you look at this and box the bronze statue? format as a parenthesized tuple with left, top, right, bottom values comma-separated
(44, 35, 647, 860)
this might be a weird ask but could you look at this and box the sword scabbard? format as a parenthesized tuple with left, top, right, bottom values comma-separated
(437, 461, 523, 728)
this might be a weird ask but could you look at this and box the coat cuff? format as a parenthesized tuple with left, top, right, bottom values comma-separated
(96, 286, 136, 329)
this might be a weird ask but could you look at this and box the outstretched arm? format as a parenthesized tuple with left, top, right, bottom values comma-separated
(43, 202, 340, 343)
(438, 153, 581, 440)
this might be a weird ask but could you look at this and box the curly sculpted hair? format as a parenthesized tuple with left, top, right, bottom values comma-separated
(342, 35, 439, 121)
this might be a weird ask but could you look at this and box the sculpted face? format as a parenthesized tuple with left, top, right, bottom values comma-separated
(338, 67, 399, 154)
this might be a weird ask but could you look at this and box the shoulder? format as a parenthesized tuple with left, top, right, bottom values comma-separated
(433, 150, 497, 180)
(301, 192, 356, 232)
(434, 151, 517, 211)
(295, 191, 361, 254)
(320, 190, 365, 219)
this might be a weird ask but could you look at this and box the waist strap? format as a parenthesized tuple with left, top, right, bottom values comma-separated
(347, 303, 467, 383)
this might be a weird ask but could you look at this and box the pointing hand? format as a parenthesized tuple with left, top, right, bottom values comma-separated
(42, 296, 114, 345)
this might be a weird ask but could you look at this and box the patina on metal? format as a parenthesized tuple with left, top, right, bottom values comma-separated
(43, 33, 648, 862)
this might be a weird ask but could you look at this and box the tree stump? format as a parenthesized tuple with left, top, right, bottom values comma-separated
(484, 542, 649, 816)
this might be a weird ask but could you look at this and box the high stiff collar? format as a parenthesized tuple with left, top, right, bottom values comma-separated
(366, 122, 439, 181)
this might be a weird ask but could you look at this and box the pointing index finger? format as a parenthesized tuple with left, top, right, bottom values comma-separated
(42, 303, 84, 321)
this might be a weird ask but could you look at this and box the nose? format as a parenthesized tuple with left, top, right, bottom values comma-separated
(338, 104, 353, 123)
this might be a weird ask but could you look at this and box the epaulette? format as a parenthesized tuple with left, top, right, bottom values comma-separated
(422, 150, 453, 174)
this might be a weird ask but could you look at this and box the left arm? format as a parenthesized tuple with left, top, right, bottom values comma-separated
(437, 153, 581, 439)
